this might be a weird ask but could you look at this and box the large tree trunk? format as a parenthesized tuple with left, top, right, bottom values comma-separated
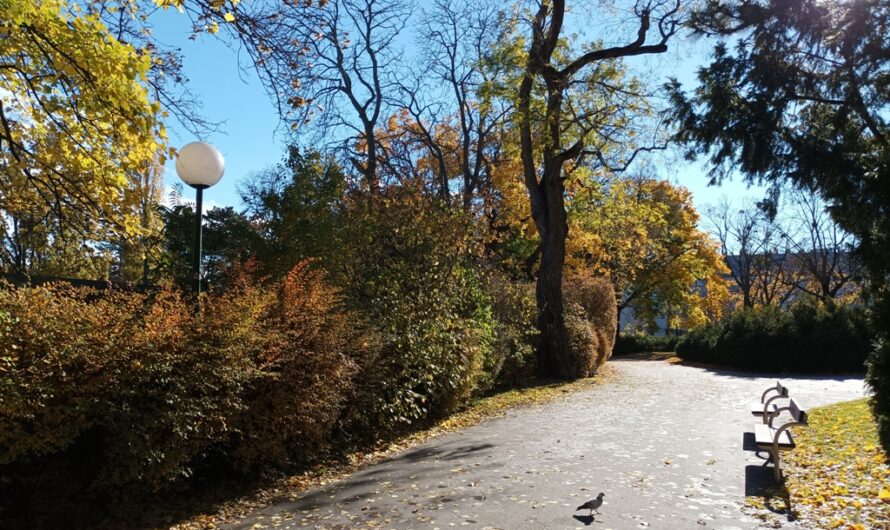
(519, 67, 576, 378)
(535, 177, 572, 378)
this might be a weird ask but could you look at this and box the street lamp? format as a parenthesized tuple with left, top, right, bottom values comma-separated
(175, 141, 225, 297)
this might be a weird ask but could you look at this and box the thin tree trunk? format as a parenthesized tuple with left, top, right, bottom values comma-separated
(365, 124, 380, 196)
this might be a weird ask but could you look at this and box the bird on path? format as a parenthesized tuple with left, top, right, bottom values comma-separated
(576, 492, 605, 516)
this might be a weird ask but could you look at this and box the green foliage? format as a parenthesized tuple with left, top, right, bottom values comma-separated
(0, 263, 359, 499)
(614, 333, 680, 355)
(240, 147, 347, 278)
(668, 0, 890, 449)
(327, 187, 496, 435)
(482, 275, 539, 388)
(160, 201, 261, 288)
(866, 294, 890, 453)
(676, 301, 872, 373)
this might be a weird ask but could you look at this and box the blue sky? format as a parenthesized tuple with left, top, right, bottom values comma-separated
(151, 7, 767, 216)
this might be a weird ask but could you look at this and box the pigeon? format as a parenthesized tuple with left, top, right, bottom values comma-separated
(576, 492, 605, 516)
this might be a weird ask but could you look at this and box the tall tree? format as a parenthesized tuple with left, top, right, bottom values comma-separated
(240, 147, 348, 278)
(395, 0, 509, 208)
(667, 0, 890, 447)
(514, 0, 681, 378)
(221, 0, 410, 194)
(706, 199, 797, 308)
(160, 197, 260, 288)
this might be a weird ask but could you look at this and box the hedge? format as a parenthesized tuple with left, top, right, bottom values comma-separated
(613, 333, 680, 354)
(676, 301, 872, 373)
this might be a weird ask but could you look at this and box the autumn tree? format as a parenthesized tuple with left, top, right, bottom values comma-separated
(667, 0, 890, 447)
(0, 0, 166, 277)
(512, 0, 681, 378)
(569, 176, 729, 334)
(208, 0, 410, 194)
(391, 0, 509, 207)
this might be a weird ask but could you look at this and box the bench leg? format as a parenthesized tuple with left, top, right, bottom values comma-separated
(773, 450, 783, 482)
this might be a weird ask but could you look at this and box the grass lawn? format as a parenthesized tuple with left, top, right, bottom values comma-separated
(749, 399, 890, 529)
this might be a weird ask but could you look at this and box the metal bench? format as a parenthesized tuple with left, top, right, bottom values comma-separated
(751, 381, 789, 423)
(754, 398, 808, 481)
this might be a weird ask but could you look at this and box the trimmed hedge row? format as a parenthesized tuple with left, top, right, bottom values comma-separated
(614, 333, 680, 355)
(676, 301, 872, 373)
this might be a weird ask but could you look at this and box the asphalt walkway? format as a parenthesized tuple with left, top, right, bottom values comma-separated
(224, 357, 866, 530)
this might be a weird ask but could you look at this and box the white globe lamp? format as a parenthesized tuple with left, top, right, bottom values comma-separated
(175, 141, 225, 297)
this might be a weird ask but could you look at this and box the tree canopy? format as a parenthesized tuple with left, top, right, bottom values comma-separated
(0, 0, 166, 274)
(569, 177, 729, 332)
(667, 0, 890, 448)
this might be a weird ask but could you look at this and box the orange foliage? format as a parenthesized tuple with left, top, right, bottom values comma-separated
(0, 262, 362, 491)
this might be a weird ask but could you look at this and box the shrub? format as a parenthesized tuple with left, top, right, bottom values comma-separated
(564, 302, 601, 377)
(328, 188, 497, 435)
(676, 300, 872, 372)
(614, 333, 680, 354)
(0, 262, 359, 498)
(229, 263, 361, 471)
(0, 285, 256, 491)
(564, 273, 617, 372)
(482, 275, 539, 389)
(866, 294, 890, 451)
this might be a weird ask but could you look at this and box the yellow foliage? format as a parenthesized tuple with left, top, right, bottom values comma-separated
(567, 176, 730, 331)
(780, 399, 890, 528)
(0, 0, 165, 243)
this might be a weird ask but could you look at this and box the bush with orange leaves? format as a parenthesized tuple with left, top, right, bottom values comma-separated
(231, 262, 360, 470)
(0, 261, 360, 497)
(563, 273, 618, 377)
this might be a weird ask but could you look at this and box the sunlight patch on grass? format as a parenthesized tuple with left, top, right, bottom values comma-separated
(783, 399, 889, 529)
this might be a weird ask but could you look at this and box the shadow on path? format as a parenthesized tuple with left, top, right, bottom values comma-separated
(247, 441, 498, 516)
(393, 442, 495, 463)
(745, 465, 797, 522)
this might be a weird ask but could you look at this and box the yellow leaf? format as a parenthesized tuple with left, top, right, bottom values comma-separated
(879, 488, 890, 503)
(223, 12, 235, 22)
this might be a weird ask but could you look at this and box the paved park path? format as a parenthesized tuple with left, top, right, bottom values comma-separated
(224, 357, 867, 530)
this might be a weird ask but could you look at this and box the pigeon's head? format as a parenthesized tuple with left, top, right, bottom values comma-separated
(597, 492, 605, 498)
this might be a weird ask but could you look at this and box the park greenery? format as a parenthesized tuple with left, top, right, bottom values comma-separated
(676, 301, 872, 373)
(0, 0, 887, 525)
(667, 0, 890, 448)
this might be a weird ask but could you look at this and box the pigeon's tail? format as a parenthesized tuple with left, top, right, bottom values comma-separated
(575, 504, 586, 511)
